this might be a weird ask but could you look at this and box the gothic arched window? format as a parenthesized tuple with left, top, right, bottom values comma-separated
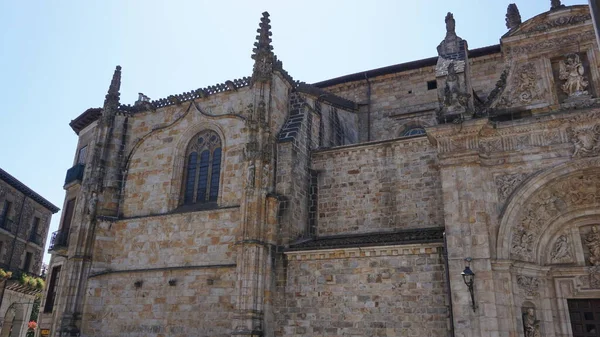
(183, 130, 222, 205)
(401, 127, 426, 137)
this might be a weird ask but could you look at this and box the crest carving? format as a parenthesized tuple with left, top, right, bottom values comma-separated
(516, 275, 540, 297)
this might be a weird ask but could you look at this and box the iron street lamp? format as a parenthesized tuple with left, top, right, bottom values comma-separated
(461, 257, 476, 312)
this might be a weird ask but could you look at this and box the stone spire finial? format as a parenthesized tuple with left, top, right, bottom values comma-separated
(445, 12, 456, 37)
(437, 12, 466, 59)
(506, 4, 522, 29)
(551, 0, 565, 10)
(104, 65, 121, 108)
(251, 12, 274, 83)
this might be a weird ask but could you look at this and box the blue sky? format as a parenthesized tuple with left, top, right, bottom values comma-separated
(0, 0, 585, 263)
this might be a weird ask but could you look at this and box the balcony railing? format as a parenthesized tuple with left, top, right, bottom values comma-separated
(48, 230, 69, 252)
(28, 232, 43, 246)
(64, 163, 85, 187)
(0, 216, 15, 233)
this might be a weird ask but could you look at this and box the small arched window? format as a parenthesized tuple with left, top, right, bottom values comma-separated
(401, 127, 426, 137)
(183, 130, 222, 205)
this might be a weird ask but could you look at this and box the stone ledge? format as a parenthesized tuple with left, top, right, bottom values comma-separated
(285, 243, 442, 261)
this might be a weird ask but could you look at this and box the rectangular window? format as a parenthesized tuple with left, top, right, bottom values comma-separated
(29, 217, 41, 245)
(32, 217, 40, 234)
(62, 199, 76, 234)
(427, 80, 437, 90)
(44, 266, 61, 313)
(1, 201, 12, 230)
(77, 145, 88, 164)
(23, 252, 32, 272)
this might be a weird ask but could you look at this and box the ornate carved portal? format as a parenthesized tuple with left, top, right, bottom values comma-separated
(509, 170, 600, 262)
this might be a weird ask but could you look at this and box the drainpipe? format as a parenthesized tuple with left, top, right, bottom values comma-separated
(364, 73, 371, 142)
(443, 232, 456, 337)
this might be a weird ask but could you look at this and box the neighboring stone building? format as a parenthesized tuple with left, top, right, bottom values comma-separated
(40, 1, 600, 336)
(0, 169, 59, 337)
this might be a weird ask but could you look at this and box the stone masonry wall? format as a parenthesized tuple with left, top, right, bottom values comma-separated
(316, 51, 504, 142)
(82, 266, 236, 337)
(312, 136, 443, 236)
(123, 101, 248, 217)
(275, 244, 449, 337)
(0, 179, 52, 273)
(93, 207, 240, 272)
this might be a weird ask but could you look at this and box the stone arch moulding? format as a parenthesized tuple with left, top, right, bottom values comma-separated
(168, 115, 234, 211)
(497, 157, 600, 261)
(538, 210, 600, 266)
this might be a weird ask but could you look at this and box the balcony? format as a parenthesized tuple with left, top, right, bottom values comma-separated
(64, 163, 85, 188)
(0, 216, 15, 233)
(28, 232, 43, 246)
(48, 230, 69, 253)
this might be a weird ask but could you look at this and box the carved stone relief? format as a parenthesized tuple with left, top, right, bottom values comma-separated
(442, 62, 470, 113)
(567, 124, 600, 158)
(516, 275, 540, 297)
(550, 234, 573, 264)
(510, 172, 600, 261)
(521, 13, 590, 35)
(496, 63, 542, 109)
(495, 173, 528, 203)
(590, 266, 600, 288)
(584, 225, 600, 266)
(507, 31, 596, 56)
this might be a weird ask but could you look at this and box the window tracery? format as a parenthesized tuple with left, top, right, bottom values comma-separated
(183, 130, 222, 204)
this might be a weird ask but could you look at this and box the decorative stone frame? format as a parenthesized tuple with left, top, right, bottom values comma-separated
(169, 120, 228, 211)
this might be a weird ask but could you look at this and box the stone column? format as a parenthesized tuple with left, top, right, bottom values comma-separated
(428, 120, 501, 337)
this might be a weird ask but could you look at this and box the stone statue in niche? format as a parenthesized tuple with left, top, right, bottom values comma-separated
(523, 308, 542, 337)
(550, 234, 572, 263)
(86, 191, 98, 222)
(246, 163, 256, 190)
(559, 53, 589, 97)
(443, 62, 469, 111)
(585, 225, 600, 266)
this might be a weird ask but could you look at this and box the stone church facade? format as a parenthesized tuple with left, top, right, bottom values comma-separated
(39, 1, 600, 336)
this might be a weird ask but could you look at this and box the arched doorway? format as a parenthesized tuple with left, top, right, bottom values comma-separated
(497, 158, 600, 337)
